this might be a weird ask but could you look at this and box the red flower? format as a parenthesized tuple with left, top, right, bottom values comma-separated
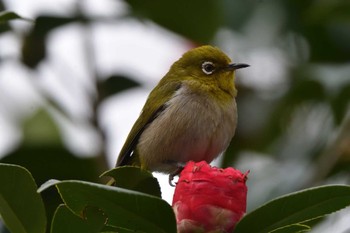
(172, 161, 248, 233)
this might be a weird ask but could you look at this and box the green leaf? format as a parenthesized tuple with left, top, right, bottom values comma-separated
(33, 16, 78, 34)
(43, 180, 176, 233)
(38, 179, 60, 193)
(0, 163, 46, 233)
(21, 109, 62, 146)
(101, 166, 161, 198)
(125, 0, 222, 43)
(0, 11, 32, 23)
(1, 129, 104, 232)
(234, 185, 350, 233)
(0, 145, 102, 185)
(21, 15, 77, 68)
(51, 204, 107, 233)
(98, 75, 140, 101)
(269, 224, 310, 233)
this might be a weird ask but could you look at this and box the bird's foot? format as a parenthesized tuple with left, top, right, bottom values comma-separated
(168, 166, 184, 187)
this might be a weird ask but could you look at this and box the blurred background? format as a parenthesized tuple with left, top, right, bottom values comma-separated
(1, 0, 350, 232)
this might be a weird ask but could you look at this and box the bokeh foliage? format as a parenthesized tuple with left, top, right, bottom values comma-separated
(0, 0, 350, 232)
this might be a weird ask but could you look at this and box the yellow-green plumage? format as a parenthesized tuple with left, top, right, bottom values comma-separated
(116, 45, 248, 174)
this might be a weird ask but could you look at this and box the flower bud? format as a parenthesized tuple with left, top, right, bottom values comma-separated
(172, 161, 248, 233)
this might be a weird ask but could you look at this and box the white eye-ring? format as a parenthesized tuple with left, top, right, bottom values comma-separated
(202, 61, 215, 75)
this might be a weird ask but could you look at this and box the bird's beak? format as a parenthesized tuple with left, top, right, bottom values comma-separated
(226, 63, 250, 71)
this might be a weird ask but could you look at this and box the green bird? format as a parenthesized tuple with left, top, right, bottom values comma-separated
(115, 45, 249, 183)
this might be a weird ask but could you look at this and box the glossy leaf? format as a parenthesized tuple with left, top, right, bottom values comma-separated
(0, 145, 102, 185)
(235, 185, 350, 233)
(1, 144, 104, 231)
(0, 163, 46, 233)
(101, 166, 161, 198)
(269, 224, 310, 233)
(42, 180, 176, 233)
(0, 108, 104, 232)
(51, 204, 107, 233)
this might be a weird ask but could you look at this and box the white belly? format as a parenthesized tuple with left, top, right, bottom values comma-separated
(137, 86, 237, 173)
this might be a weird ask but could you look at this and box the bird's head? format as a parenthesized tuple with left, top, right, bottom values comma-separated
(169, 45, 249, 97)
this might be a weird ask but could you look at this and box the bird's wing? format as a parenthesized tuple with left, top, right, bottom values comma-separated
(116, 81, 181, 167)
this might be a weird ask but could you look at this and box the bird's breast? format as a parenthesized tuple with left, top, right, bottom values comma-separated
(137, 85, 237, 173)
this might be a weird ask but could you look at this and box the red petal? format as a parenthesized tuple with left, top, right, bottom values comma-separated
(172, 161, 248, 233)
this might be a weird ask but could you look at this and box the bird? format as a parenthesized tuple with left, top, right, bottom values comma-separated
(115, 45, 249, 184)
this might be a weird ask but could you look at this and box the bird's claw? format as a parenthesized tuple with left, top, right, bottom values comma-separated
(168, 174, 176, 187)
(168, 166, 184, 186)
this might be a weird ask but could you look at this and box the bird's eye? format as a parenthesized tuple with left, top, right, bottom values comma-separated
(202, 61, 215, 75)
